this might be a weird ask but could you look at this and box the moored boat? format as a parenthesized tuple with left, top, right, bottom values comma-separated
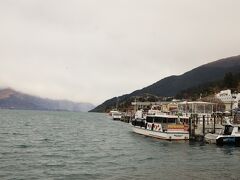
(109, 110, 122, 120)
(131, 113, 189, 140)
(205, 123, 240, 146)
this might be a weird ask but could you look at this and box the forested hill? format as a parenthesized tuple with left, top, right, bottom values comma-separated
(176, 72, 240, 100)
(91, 55, 240, 112)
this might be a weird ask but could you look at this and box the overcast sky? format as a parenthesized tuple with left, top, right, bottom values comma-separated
(0, 0, 240, 105)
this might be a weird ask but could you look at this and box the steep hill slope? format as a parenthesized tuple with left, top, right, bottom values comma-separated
(91, 55, 240, 112)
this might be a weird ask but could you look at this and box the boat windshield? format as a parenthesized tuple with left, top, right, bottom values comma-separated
(146, 116, 177, 124)
(223, 125, 233, 135)
(146, 116, 154, 123)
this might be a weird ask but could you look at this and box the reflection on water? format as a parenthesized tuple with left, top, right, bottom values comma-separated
(0, 109, 239, 180)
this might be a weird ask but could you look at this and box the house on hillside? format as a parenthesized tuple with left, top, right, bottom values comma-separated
(216, 89, 240, 111)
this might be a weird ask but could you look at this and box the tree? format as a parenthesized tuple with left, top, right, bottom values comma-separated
(224, 72, 237, 88)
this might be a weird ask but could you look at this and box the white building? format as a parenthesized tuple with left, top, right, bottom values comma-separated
(216, 89, 240, 111)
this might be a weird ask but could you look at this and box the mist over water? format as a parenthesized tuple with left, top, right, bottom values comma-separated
(0, 110, 239, 180)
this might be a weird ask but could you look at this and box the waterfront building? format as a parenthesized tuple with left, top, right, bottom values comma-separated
(131, 101, 178, 113)
(216, 89, 240, 111)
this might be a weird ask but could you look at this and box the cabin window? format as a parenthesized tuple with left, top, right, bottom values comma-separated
(146, 116, 154, 123)
(168, 118, 176, 124)
(162, 118, 167, 124)
(154, 117, 159, 123)
(154, 117, 162, 123)
(238, 127, 240, 132)
(224, 126, 233, 135)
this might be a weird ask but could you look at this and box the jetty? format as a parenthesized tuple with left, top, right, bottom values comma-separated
(118, 99, 240, 143)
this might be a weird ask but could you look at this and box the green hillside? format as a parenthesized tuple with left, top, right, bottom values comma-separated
(91, 55, 240, 112)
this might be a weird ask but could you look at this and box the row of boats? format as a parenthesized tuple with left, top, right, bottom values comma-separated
(109, 106, 240, 146)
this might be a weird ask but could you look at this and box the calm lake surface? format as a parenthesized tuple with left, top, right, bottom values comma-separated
(0, 110, 239, 180)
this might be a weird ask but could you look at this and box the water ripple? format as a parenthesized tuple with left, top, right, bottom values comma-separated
(0, 110, 239, 180)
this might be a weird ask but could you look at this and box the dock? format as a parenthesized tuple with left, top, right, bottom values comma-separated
(119, 100, 240, 142)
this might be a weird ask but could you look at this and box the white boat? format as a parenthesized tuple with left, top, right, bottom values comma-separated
(131, 113, 189, 140)
(205, 122, 240, 146)
(109, 110, 122, 120)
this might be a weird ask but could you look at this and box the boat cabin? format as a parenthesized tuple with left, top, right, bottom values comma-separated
(223, 125, 240, 136)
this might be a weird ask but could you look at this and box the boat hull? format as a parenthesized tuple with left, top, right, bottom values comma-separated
(205, 134, 240, 146)
(112, 114, 122, 121)
(216, 136, 240, 146)
(132, 126, 189, 140)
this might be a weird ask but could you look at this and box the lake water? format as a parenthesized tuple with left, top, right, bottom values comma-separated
(0, 110, 239, 180)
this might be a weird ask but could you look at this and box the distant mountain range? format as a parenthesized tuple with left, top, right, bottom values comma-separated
(0, 88, 95, 112)
(91, 55, 240, 112)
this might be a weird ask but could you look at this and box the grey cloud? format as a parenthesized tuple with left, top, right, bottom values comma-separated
(0, 0, 240, 104)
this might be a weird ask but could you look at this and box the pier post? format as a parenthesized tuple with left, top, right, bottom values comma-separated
(192, 115, 196, 138)
(202, 115, 205, 136)
(189, 116, 192, 139)
(196, 115, 199, 125)
(213, 115, 216, 134)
